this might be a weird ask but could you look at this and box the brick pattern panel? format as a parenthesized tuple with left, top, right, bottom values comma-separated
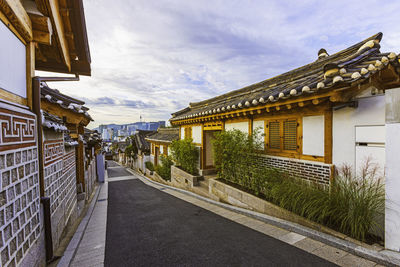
(0, 103, 40, 267)
(253, 155, 332, 186)
(84, 159, 96, 200)
(44, 142, 77, 250)
(0, 147, 40, 267)
(62, 150, 76, 223)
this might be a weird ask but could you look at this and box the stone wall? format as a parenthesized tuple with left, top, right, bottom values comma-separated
(43, 134, 78, 251)
(85, 158, 97, 200)
(170, 165, 200, 189)
(0, 102, 43, 267)
(253, 154, 333, 186)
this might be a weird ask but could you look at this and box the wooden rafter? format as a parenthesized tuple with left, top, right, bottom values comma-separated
(0, 0, 32, 42)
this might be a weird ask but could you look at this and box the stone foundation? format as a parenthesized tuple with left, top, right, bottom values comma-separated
(170, 165, 201, 189)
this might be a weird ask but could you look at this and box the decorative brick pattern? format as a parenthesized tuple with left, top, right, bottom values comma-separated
(44, 140, 64, 166)
(43, 141, 77, 250)
(0, 107, 36, 152)
(0, 146, 40, 267)
(253, 155, 332, 186)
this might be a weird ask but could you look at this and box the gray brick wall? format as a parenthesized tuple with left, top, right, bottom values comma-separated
(253, 154, 333, 186)
(0, 147, 40, 267)
(43, 140, 77, 251)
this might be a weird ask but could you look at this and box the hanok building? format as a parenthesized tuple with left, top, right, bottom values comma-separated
(0, 0, 91, 265)
(131, 130, 155, 172)
(171, 33, 399, 181)
(146, 127, 179, 167)
(41, 84, 93, 196)
(170, 32, 400, 250)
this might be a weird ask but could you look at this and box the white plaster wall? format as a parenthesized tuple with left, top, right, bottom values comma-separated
(386, 123, 400, 251)
(180, 127, 185, 140)
(253, 120, 265, 148)
(225, 121, 249, 134)
(192, 126, 202, 144)
(333, 95, 385, 172)
(159, 145, 164, 154)
(0, 21, 26, 97)
(303, 115, 324, 157)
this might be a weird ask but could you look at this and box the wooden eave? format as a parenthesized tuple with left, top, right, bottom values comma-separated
(41, 100, 90, 126)
(34, 0, 91, 75)
(170, 70, 400, 126)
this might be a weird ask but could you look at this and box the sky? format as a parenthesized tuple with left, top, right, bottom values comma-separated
(38, 0, 400, 129)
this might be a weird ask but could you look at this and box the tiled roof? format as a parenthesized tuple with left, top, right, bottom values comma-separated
(83, 128, 102, 146)
(64, 133, 78, 147)
(171, 32, 399, 121)
(41, 110, 68, 132)
(145, 128, 179, 143)
(134, 130, 155, 153)
(41, 84, 93, 121)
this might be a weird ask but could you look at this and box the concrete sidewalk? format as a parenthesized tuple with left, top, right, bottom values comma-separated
(56, 178, 108, 267)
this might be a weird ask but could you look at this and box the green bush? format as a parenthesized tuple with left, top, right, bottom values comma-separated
(212, 129, 384, 242)
(145, 161, 155, 172)
(155, 155, 174, 181)
(170, 138, 199, 175)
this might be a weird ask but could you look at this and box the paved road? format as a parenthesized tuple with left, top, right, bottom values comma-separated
(107, 162, 133, 178)
(105, 163, 336, 267)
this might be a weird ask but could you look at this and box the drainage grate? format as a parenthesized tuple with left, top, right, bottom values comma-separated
(97, 198, 107, 202)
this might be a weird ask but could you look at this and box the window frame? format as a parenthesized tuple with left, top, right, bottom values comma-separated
(265, 117, 301, 154)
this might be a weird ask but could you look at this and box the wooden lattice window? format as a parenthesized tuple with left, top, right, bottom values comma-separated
(283, 120, 297, 151)
(269, 121, 280, 149)
(266, 118, 299, 152)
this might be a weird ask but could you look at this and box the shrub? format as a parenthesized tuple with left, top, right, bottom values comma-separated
(170, 138, 199, 175)
(145, 161, 155, 172)
(155, 155, 174, 181)
(212, 129, 384, 242)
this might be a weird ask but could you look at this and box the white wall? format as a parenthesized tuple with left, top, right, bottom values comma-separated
(225, 121, 249, 134)
(303, 115, 324, 157)
(192, 125, 202, 144)
(180, 127, 185, 140)
(159, 145, 164, 154)
(0, 21, 26, 98)
(253, 120, 265, 148)
(333, 95, 385, 173)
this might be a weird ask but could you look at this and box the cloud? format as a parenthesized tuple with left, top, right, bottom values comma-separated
(39, 0, 400, 128)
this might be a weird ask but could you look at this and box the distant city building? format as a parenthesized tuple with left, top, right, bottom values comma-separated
(97, 121, 166, 138)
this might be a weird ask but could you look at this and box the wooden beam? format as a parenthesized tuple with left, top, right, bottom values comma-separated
(0, 0, 32, 42)
(47, 0, 71, 71)
(26, 42, 35, 109)
(28, 13, 52, 44)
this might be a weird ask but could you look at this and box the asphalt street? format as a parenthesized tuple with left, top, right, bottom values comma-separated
(104, 162, 336, 267)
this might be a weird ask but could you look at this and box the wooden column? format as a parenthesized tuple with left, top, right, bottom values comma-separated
(76, 125, 85, 191)
(324, 109, 333, 164)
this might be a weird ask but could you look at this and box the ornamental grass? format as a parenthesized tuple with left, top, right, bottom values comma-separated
(213, 129, 385, 242)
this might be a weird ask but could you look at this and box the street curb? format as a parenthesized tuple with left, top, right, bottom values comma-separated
(56, 183, 103, 267)
(127, 167, 400, 267)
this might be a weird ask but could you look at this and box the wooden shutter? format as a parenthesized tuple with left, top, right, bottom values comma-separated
(283, 119, 297, 151)
(268, 121, 281, 149)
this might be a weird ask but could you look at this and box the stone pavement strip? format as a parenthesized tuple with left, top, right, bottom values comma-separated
(59, 162, 397, 267)
(69, 181, 108, 267)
